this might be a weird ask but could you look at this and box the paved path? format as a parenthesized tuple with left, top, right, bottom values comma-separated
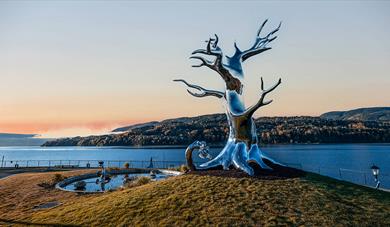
(0, 167, 89, 180)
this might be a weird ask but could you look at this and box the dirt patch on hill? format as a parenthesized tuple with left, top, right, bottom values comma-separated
(188, 157, 305, 180)
(188, 163, 305, 180)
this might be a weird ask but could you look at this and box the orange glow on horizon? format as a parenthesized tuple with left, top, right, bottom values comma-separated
(0, 119, 150, 137)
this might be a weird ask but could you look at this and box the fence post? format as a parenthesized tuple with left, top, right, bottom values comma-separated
(26, 160, 29, 167)
(1, 155, 4, 168)
(38, 160, 40, 167)
(364, 173, 367, 185)
(49, 160, 51, 168)
(339, 169, 342, 179)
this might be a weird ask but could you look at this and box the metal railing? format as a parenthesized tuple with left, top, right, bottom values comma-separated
(0, 158, 388, 190)
(282, 162, 390, 190)
(0, 159, 190, 169)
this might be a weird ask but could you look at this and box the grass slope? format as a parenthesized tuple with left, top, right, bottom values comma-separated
(0, 170, 98, 221)
(29, 173, 390, 226)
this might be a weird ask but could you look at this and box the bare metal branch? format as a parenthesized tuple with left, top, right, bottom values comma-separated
(189, 56, 214, 68)
(212, 34, 219, 48)
(191, 34, 243, 94)
(173, 79, 224, 99)
(257, 19, 269, 36)
(230, 20, 281, 63)
(243, 77, 281, 118)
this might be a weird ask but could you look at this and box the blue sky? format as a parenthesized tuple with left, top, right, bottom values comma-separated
(0, 1, 389, 137)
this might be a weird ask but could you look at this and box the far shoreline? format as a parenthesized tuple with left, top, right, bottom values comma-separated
(37, 142, 390, 149)
(0, 143, 389, 150)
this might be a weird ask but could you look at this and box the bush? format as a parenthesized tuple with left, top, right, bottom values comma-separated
(136, 176, 151, 185)
(168, 165, 189, 172)
(123, 176, 151, 189)
(38, 174, 67, 189)
(74, 181, 86, 190)
(180, 165, 189, 173)
(53, 174, 66, 183)
(124, 162, 130, 169)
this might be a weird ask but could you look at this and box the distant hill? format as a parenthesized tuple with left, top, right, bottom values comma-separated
(112, 114, 227, 133)
(0, 133, 49, 146)
(112, 121, 159, 132)
(0, 133, 37, 138)
(42, 111, 390, 146)
(320, 107, 390, 121)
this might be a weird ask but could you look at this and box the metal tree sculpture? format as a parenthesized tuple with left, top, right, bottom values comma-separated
(175, 20, 282, 176)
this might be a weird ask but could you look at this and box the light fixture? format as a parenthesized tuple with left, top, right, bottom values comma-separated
(370, 164, 380, 189)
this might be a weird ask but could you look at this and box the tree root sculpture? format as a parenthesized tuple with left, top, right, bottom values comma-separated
(176, 20, 283, 176)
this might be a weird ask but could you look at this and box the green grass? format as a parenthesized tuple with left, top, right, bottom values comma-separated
(30, 173, 389, 226)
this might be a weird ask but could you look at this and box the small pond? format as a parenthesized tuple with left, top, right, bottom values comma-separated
(58, 170, 179, 193)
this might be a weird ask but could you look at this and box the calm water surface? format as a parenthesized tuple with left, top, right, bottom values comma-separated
(62, 173, 173, 192)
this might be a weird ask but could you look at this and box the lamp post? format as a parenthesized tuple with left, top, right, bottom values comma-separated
(370, 164, 380, 189)
(98, 161, 106, 178)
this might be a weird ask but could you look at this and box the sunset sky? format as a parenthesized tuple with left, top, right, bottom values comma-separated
(1, 1, 389, 138)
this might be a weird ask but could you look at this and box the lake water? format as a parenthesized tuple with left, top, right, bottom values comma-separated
(0, 144, 389, 189)
(62, 173, 174, 192)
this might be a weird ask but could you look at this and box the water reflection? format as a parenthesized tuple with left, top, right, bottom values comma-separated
(64, 173, 173, 192)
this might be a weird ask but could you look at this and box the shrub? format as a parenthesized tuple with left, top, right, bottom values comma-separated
(180, 165, 189, 173)
(38, 174, 67, 189)
(74, 181, 86, 190)
(124, 162, 130, 169)
(168, 166, 178, 171)
(53, 174, 66, 183)
(123, 176, 151, 189)
(169, 165, 189, 172)
(136, 176, 151, 185)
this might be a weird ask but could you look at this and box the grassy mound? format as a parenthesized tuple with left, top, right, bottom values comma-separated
(29, 172, 389, 226)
